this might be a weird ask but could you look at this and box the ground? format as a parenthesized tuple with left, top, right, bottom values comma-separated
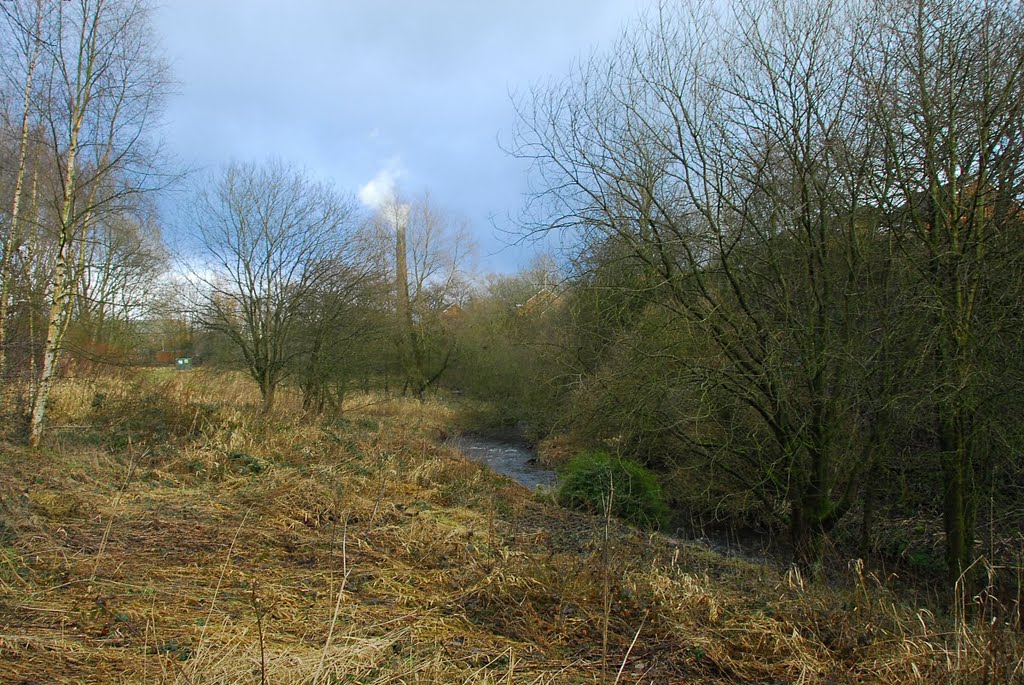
(0, 370, 1018, 683)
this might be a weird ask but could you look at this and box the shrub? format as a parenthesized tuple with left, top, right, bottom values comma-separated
(557, 451, 668, 530)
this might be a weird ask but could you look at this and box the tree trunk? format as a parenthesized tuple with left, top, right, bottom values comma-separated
(331, 379, 346, 416)
(261, 378, 276, 414)
(940, 410, 974, 585)
(28, 108, 84, 447)
(861, 461, 878, 558)
(790, 499, 825, 575)
(301, 345, 321, 413)
(29, 245, 73, 448)
(791, 491, 829, 574)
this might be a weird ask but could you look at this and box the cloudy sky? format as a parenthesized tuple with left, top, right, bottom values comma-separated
(154, 0, 656, 273)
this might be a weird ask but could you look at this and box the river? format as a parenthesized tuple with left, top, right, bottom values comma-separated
(449, 434, 556, 490)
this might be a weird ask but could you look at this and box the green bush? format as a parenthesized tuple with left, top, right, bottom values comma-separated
(557, 451, 668, 530)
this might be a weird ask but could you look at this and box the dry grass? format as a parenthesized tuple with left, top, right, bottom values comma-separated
(0, 370, 1021, 683)
(535, 434, 583, 471)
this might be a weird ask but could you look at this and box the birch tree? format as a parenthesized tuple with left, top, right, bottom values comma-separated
(23, 0, 169, 447)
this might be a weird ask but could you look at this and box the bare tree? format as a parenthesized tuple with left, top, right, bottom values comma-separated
(293, 226, 385, 414)
(186, 160, 359, 413)
(0, 0, 47, 384)
(512, 0, 1024, 581)
(11, 0, 171, 446)
(71, 208, 166, 354)
(513, 0, 891, 569)
(859, 0, 1024, 582)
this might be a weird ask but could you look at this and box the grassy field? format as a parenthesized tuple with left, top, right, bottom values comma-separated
(0, 370, 1020, 683)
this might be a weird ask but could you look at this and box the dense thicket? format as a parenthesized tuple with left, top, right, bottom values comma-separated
(486, 0, 1024, 584)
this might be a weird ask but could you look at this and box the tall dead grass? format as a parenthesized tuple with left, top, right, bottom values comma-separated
(0, 370, 1020, 683)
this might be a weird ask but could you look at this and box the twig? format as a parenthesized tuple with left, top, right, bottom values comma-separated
(614, 610, 648, 685)
(191, 506, 251, 673)
(104, 597, 197, 685)
(329, 473, 342, 599)
(250, 578, 267, 685)
(89, 444, 146, 584)
(151, 601, 168, 684)
(314, 512, 350, 683)
(0, 546, 29, 588)
(461, 646, 517, 684)
(370, 449, 390, 524)
(601, 480, 615, 685)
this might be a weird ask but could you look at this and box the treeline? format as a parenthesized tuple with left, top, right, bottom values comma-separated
(0, 0, 168, 446)
(0, 2, 475, 442)
(179, 161, 474, 414)
(457, 0, 1024, 585)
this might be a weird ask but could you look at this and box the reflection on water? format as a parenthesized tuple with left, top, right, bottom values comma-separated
(450, 435, 557, 490)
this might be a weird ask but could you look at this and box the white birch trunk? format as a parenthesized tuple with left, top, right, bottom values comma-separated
(28, 133, 82, 447)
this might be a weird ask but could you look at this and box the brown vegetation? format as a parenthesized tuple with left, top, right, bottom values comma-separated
(0, 371, 1020, 683)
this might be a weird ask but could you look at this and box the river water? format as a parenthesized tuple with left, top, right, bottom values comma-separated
(450, 433, 774, 563)
(449, 434, 557, 490)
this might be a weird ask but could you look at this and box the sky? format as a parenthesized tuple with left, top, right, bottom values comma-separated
(154, 0, 657, 274)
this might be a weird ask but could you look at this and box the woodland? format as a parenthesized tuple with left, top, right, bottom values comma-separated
(1, 0, 1023, 682)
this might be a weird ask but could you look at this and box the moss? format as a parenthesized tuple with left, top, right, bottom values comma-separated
(228, 451, 266, 475)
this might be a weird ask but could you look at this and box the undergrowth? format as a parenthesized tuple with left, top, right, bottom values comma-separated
(0, 369, 1019, 683)
(557, 451, 668, 531)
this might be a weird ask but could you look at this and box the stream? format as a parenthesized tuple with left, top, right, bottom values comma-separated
(449, 434, 557, 490)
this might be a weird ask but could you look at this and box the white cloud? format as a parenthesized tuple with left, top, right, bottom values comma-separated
(358, 158, 404, 209)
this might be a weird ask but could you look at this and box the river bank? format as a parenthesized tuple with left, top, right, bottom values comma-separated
(450, 431, 775, 565)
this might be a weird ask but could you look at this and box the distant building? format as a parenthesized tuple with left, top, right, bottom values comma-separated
(441, 303, 463, 319)
(517, 287, 563, 317)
